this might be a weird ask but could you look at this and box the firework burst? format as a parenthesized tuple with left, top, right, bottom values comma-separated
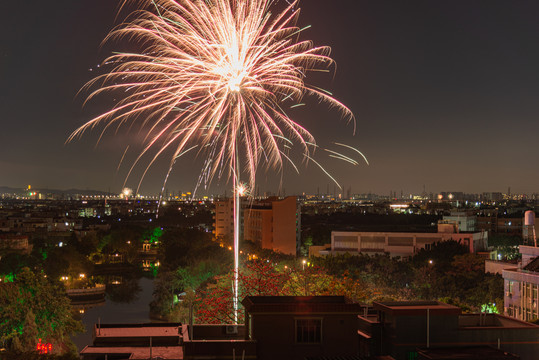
(69, 0, 355, 192)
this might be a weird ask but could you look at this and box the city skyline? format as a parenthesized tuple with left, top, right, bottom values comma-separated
(1, 0, 539, 195)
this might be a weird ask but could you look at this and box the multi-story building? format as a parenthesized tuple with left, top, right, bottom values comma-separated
(243, 196, 300, 255)
(326, 222, 487, 258)
(213, 197, 236, 242)
(477, 215, 523, 237)
(443, 211, 476, 232)
(0, 234, 30, 253)
(213, 196, 300, 255)
(503, 245, 539, 322)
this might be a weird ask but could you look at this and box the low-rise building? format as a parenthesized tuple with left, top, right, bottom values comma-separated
(327, 223, 487, 258)
(443, 210, 477, 232)
(503, 245, 539, 321)
(80, 297, 539, 360)
(242, 296, 361, 360)
(358, 301, 539, 360)
(80, 323, 184, 360)
(0, 234, 31, 253)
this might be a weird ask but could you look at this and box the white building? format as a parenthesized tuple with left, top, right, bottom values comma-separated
(443, 211, 477, 232)
(503, 245, 539, 321)
(326, 223, 487, 258)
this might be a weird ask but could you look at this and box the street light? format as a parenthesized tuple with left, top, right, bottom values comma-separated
(302, 259, 307, 270)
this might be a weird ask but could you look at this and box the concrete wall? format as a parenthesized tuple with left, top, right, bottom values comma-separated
(251, 313, 359, 360)
(271, 197, 298, 255)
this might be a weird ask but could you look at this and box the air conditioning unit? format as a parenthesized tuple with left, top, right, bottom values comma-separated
(226, 325, 238, 334)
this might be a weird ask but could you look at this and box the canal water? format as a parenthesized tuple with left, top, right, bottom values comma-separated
(72, 277, 156, 351)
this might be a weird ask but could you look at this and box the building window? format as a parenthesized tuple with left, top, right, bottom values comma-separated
(295, 318, 322, 343)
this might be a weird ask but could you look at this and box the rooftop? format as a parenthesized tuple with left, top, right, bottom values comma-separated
(242, 296, 362, 314)
(417, 346, 519, 360)
(80, 345, 183, 360)
(94, 323, 181, 338)
(373, 301, 461, 316)
(459, 313, 539, 329)
(523, 256, 539, 272)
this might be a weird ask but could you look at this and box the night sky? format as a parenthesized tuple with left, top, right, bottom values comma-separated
(1, 0, 539, 196)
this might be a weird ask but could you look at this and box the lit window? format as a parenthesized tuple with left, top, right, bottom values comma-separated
(296, 318, 322, 343)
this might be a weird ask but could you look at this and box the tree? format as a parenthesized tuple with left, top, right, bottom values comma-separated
(195, 261, 376, 324)
(196, 260, 290, 324)
(159, 228, 229, 271)
(411, 240, 468, 272)
(0, 268, 83, 354)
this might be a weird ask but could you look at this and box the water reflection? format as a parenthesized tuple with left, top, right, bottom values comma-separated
(103, 274, 143, 303)
(71, 277, 155, 351)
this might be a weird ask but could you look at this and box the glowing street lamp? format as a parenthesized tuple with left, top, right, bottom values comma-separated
(302, 259, 307, 270)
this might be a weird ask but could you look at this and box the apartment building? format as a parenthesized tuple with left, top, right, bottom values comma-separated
(503, 245, 539, 322)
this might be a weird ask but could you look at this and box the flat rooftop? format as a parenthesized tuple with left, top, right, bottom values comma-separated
(244, 296, 354, 304)
(417, 346, 519, 360)
(242, 296, 362, 313)
(459, 313, 539, 328)
(94, 323, 181, 338)
(373, 301, 461, 316)
(81, 345, 183, 360)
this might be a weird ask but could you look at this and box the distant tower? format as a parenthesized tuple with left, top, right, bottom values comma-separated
(523, 210, 537, 247)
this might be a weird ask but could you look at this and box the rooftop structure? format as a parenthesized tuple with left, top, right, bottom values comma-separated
(358, 301, 539, 360)
(242, 296, 362, 360)
(80, 323, 183, 360)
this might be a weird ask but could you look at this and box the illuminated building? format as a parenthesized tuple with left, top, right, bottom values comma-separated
(243, 196, 300, 255)
(213, 197, 245, 243)
(213, 196, 301, 255)
(503, 245, 539, 322)
(325, 221, 487, 258)
(0, 234, 30, 252)
(443, 210, 477, 232)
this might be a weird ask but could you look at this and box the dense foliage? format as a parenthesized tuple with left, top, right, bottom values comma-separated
(152, 238, 503, 323)
(0, 268, 83, 354)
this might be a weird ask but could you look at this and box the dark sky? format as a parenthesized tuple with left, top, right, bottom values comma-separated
(1, 0, 539, 196)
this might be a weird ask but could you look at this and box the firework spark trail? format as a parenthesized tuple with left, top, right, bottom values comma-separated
(69, 0, 362, 326)
(69, 0, 355, 192)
